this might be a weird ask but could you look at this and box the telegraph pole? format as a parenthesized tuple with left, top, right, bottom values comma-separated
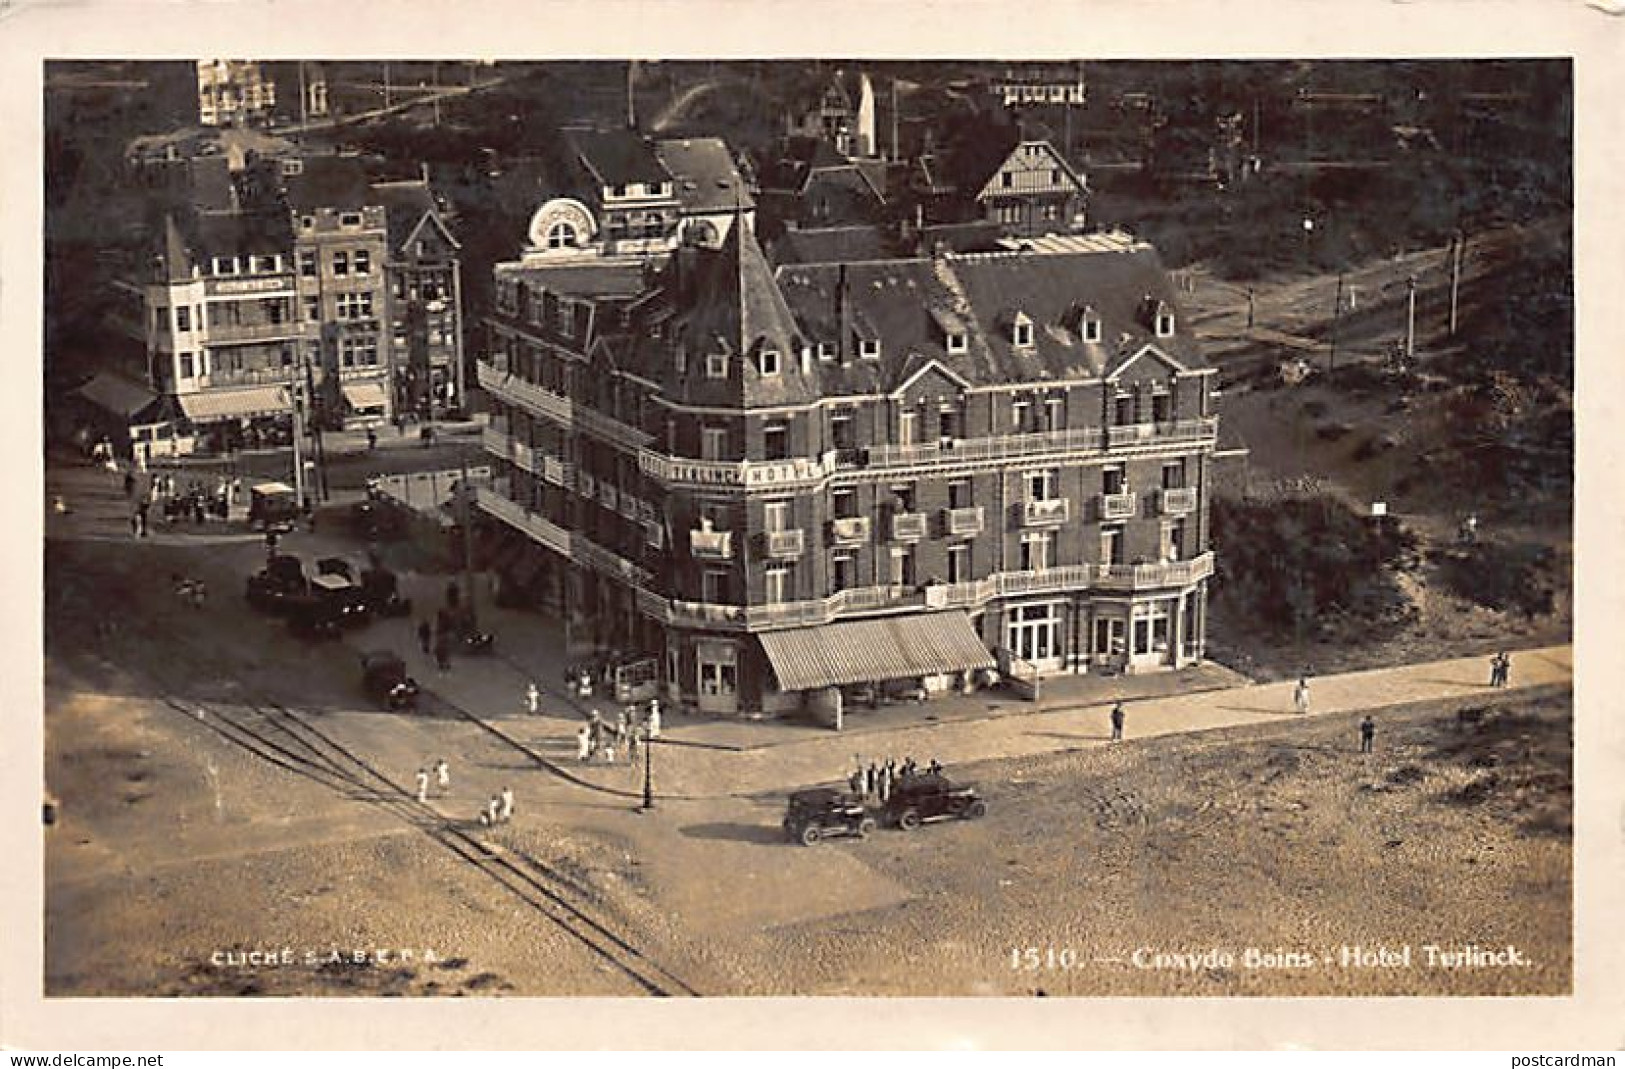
(1405, 274, 1418, 359)
(1449, 230, 1465, 337)
(1330, 272, 1345, 370)
(304, 354, 329, 501)
(288, 365, 305, 505)
(460, 450, 477, 633)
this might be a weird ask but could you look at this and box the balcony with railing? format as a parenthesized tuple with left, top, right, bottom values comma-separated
(1106, 418, 1219, 450)
(193, 365, 303, 390)
(1098, 492, 1138, 521)
(690, 526, 735, 561)
(1159, 486, 1199, 515)
(475, 485, 572, 558)
(945, 505, 985, 536)
(477, 358, 573, 425)
(1093, 551, 1214, 591)
(638, 449, 838, 489)
(764, 529, 806, 560)
(890, 511, 927, 542)
(206, 319, 304, 344)
(1021, 497, 1071, 526)
(829, 516, 872, 546)
(863, 427, 1105, 469)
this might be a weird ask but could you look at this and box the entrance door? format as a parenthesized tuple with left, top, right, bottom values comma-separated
(696, 641, 738, 714)
(1007, 603, 1064, 673)
(1093, 616, 1126, 673)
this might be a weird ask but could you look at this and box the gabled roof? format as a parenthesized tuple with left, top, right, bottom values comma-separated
(972, 139, 1088, 202)
(370, 180, 459, 254)
(567, 128, 672, 188)
(653, 137, 755, 214)
(283, 155, 374, 212)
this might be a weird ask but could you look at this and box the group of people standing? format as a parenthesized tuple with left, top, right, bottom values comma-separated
(848, 755, 944, 804)
(1489, 651, 1513, 688)
(576, 700, 662, 765)
(411, 758, 514, 828)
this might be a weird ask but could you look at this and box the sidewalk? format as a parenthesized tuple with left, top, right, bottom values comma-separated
(335, 574, 1572, 800)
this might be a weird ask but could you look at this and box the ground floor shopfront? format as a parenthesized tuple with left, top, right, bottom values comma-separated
(483, 520, 1208, 718)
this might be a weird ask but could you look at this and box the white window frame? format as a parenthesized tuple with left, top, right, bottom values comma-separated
(1012, 314, 1035, 349)
(1027, 468, 1057, 501)
(353, 249, 372, 275)
(946, 331, 967, 354)
(1156, 310, 1176, 337)
(759, 348, 781, 376)
(1082, 313, 1102, 343)
(705, 352, 729, 379)
(858, 338, 880, 360)
(764, 566, 790, 605)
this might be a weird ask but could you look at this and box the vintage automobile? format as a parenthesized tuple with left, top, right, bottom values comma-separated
(248, 481, 301, 534)
(882, 774, 987, 830)
(311, 572, 371, 628)
(361, 650, 420, 711)
(359, 565, 414, 618)
(246, 554, 310, 614)
(782, 787, 877, 846)
(285, 591, 344, 640)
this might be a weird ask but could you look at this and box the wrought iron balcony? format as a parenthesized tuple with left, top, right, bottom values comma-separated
(945, 505, 985, 536)
(1021, 497, 1071, 526)
(1159, 486, 1198, 515)
(829, 516, 871, 545)
(890, 511, 927, 542)
(1093, 551, 1215, 591)
(1098, 492, 1138, 521)
(764, 529, 806, 559)
(689, 527, 734, 560)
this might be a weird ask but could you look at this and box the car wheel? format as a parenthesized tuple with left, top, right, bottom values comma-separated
(964, 800, 987, 819)
(800, 824, 822, 847)
(897, 808, 921, 831)
(857, 817, 877, 838)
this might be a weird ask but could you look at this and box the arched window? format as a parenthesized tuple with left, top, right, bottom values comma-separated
(547, 221, 578, 249)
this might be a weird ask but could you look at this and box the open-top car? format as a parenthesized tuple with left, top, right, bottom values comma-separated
(782, 787, 876, 846)
(361, 650, 420, 710)
(246, 554, 309, 614)
(311, 572, 371, 628)
(882, 773, 986, 830)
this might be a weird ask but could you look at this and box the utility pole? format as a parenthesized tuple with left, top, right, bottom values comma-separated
(288, 365, 305, 505)
(382, 62, 392, 110)
(298, 61, 308, 128)
(1405, 274, 1418, 359)
(626, 59, 637, 130)
(460, 450, 477, 633)
(304, 354, 329, 501)
(641, 727, 655, 811)
(1330, 272, 1344, 370)
(1449, 230, 1464, 337)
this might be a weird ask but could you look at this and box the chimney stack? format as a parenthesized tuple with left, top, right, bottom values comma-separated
(836, 264, 851, 365)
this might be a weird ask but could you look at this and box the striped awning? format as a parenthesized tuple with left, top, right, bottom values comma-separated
(178, 385, 290, 422)
(341, 380, 390, 410)
(759, 612, 995, 693)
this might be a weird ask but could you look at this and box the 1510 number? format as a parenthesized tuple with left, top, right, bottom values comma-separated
(1010, 947, 1081, 971)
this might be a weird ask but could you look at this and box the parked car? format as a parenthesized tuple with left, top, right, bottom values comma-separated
(359, 565, 413, 618)
(285, 592, 344, 640)
(882, 774, 986, 830)
(311, 572, 370, 628)
(361, 650, 420, 710)
(782, 787, 877, 846)
(248, 481, 300, 533)
(246, 554, 309, 614)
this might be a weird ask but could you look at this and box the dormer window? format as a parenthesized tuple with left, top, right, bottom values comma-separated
(1081, 308, 1103, 344)
(859, 338, 881, 360)
(946, 332, 967, 354)
(817, 341, 835, 362)
(759, 348, 781, 376)
(1156, 308, 1176, 338)
(706, 352, 729, 379)
(611, 183, 627, 198)
(340, 212, 362, 228)
(547, 221, 579, 249)
(1012, 312, 1034, 350)
(212, 256, 237, 276)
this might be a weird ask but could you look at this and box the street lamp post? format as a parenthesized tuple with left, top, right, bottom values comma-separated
(641, 726, 655, 811)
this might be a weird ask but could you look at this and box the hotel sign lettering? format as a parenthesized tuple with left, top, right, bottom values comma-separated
(641, 452, 836, 488)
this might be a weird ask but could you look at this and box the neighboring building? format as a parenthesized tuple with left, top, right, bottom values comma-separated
(990, 64, 1088, 108)
(546, 128, 683, 259)
(477, 211, 1218, 719)
(372, 178, 465, 418)
(143, 209, 301, 452)
(284, 156, 395, 428)
(196, 60, 276, 128)
(785, 69, 883, 159)
(651, 137, 755, 249)
(755, 137, 889, 236)
(912, 132, 1088, 239)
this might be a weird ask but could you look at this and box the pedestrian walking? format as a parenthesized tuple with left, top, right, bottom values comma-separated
(878, 763, 892, 804)
(1110, 701, 1126, 741)
(616, 707, 631, 743)
(865, 762, 877, 796)
(1359, 715, 1376, 754)
(525, 682, 540, 716)
(577, 724, 593, 762)
(626, 726, 640, 764)
(136, 501, 149, 538)
(485, 795, 502, 827)
(499, 786, 514, 823)
(1487, 653, 1501, 687)
(848, 769, 864, 794)
(122, 471, 135, 498)
(1293, 676, 1311, 715)
(418, 620, 432, 655)
(434, 758, 449, 793)
(434, 634, 451, 672)
(414, 768, 429, 804)
(1495, 652, 1512, 689)
(367, 428, 378, 452)
(645, 699, 661, 739)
